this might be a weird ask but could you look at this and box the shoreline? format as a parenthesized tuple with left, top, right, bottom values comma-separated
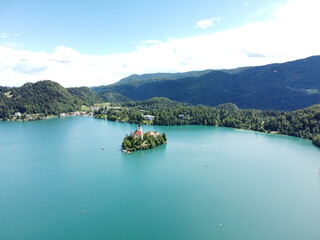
(0, 111, 94, 122)
(97, 117, 319, 149)
(1, 114, 319, 148)
(121, 149, 132, 154)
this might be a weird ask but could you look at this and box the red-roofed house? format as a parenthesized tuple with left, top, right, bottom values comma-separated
(146, 131, 160, 137)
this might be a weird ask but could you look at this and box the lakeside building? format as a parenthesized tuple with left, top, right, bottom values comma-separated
(143, 115, 155, 121)
(91, 106, 100, 111)
(14, 112, 21, 117)
(146, 131, 160, 137)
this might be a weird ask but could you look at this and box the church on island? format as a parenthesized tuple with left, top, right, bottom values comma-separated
(132, 124, 144, 139)
(132, 124, 160, 139)
(122, 124, 166, 153)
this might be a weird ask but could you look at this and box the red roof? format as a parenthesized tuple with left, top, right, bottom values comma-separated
(133, 129, 143, 136)
(146, 131, 159, 136)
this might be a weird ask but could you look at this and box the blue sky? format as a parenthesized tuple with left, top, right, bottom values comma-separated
(1, 0, 320, 87)
(1, 0, 271, 54)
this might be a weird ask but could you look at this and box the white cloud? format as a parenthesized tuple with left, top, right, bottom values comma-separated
(0, 41, 23, 48)
(243, 2, 250, 7)
(195, 17, 221, 29)
(0, 32, 8, 39)
(0, 0, 319, 88)
(140, 40, 163, 44)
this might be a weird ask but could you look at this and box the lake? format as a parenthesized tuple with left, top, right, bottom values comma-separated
(0, 117, 320, 240)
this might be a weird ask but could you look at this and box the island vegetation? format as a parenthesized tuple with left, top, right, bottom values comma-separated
(122, 125, 167, 153)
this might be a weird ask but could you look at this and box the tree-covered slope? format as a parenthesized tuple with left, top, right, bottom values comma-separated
(122, 97, 186, 110)
(93, 56, 320, 111)
(67, 86, 102, 106)
(0, 80, 83, 118)
(98, 91, 131, 102)
(92, 69, 212, 94)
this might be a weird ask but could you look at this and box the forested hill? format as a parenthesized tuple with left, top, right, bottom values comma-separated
(92, 56, 320, 111)
(67, 86, 102, 106)
(92, 69, 213, 92)
(0, 80, 99, 119)
(91, 69, 213, 103)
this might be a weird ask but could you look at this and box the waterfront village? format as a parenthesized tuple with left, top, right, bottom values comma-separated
(5, 105, 156, 122)
(6, 109, 95, 121)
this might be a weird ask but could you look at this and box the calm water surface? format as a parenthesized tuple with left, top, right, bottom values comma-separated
(0, 117, 319, 240)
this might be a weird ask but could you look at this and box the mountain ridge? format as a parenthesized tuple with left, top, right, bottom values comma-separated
(92, 55, 320, 111)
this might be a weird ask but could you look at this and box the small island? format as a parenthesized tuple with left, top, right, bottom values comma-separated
(122, 124, 167, 153)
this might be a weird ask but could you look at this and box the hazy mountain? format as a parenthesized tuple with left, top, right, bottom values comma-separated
(92, 56, 320, 111)
(92, 70, 213, 93)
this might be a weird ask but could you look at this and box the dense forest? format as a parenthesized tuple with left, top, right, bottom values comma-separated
(98, 91, 131, 103)
(67, 86, 102, 106)
(92, 69, 213, 91)
(94, 98, 320, 148)
(92, 56, 320, 111)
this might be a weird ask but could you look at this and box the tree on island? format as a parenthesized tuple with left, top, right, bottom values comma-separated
(313, 134, 320, 147)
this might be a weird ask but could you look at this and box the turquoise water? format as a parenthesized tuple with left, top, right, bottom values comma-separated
(0, 117, 320, 240)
